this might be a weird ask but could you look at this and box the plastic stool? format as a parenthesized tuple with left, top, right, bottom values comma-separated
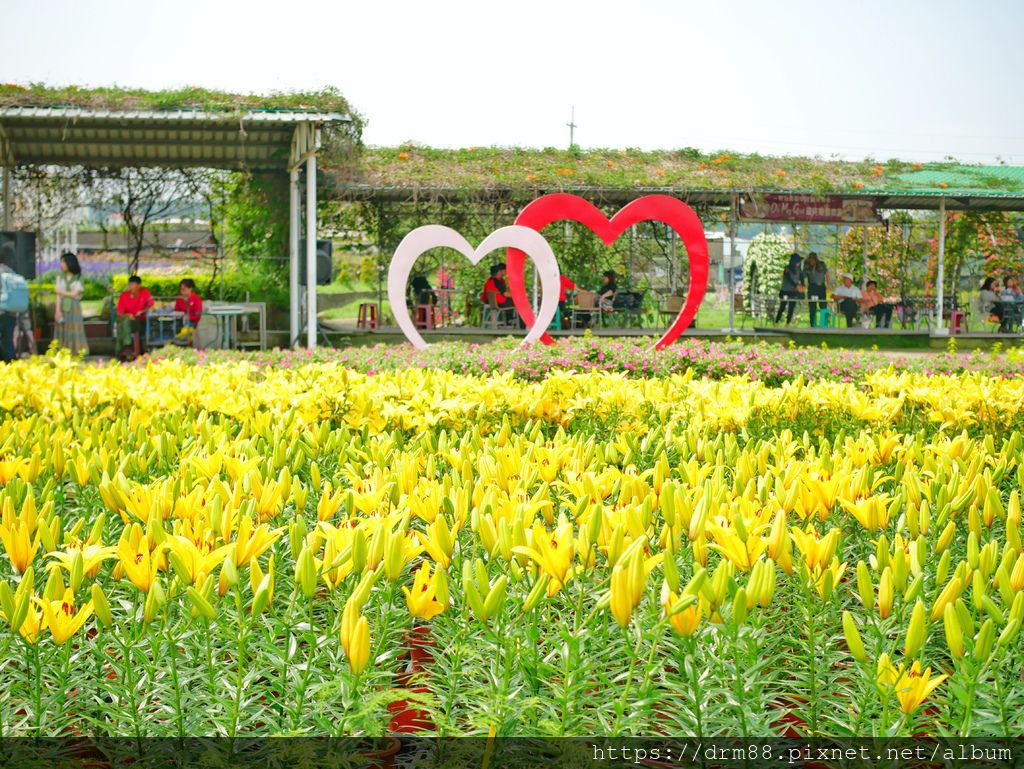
(549, 307, 562, 331)
(813, 308, 835, 329)
(357, 303, 379, 329)
(414, 304, 435, 330)
(950, 310, 967, 335)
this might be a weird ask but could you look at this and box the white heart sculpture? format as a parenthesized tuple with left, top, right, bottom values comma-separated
(388, 224, 561, 349)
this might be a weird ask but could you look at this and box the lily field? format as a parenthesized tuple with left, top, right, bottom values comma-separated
(0, 343, 1023, 739)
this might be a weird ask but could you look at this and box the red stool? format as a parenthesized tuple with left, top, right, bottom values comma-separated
(357, 303, 379, 329)
(414, 304, 435, 330)
(950, 310, 967, 335)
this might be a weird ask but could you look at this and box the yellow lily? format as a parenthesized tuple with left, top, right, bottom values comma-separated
(164, 536, 233, 585)
(791, 526, 840, 570)
(876, 653, 948, 714)
(707, 521, 767, 572)
(403, 561, 447, 620)
(36, 588, 94, 644)
(660, 583, 702, 637)
(231, 514, 282, 567)
(0, 518, 41, 574)
(47, 544, 116, 581)
(513, 517, 575, 596)
(117, 524, 159, 593)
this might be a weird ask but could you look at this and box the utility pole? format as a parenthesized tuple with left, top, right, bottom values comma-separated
(567, 107, 577, 149)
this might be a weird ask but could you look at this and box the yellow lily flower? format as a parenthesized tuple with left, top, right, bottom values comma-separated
(791, 526, 840, 570)
(164, 536, 233, 585)
(403, 561, 447, 620)
(660, 583, 702, 637)
(0, 518, 41, 574)
(231, 514, 282, 567)
(513, 517, 575, 596)
(117, 524, 159, 593)
(876, 654, 949, 714)
(47, 544, 116, 580)
(36, 588, 94, 644)
(707, 522, 767, 572)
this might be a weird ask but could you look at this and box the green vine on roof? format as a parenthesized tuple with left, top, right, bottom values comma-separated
(0, 82, 364, 138)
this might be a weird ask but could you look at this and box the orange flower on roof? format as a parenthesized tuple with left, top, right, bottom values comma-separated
(777, 170, 787, 177)
(556, 168, 574, 176)
(527, 174, 537, 182)
(912, 163, 923, 170)
(871, 166, 884, 176)
(398, 152, 409, 160)
(655, 169, 665, 176)
(606, 161, 615, 168)
(853, 182, 865, 189)
(938, 182, 949, 188)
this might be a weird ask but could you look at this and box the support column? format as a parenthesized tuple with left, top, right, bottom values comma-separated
(289, 168, 300, 347)
(726, 194, 737, 331)
(934, 197, 947, 336)
(861, 227, 869, 289)
(305, 154, 317, 348)
(2, 166, 10, 230)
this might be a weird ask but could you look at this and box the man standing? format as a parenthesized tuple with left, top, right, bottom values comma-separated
(115, 275, 154, 360)
(832, 272, 863, 327)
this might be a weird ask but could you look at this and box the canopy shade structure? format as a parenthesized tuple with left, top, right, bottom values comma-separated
(0, 107, 349, 170)
(0, 106, 353, 348)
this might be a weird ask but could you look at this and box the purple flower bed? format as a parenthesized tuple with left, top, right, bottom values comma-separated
(149, 337, 1024, 384)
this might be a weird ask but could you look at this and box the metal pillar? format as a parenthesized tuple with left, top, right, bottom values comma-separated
(289, 168, 300, 347)
(303, 154, 315, 348)
(726, 194, 737, 331)
(2, 166, 10, 230)
(305, 155, 317, 348)
(933, 197, 947, 335)
(861, 227, 869, 289)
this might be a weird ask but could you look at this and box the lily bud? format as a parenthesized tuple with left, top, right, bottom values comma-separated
(878, 567, 894, 619)
(842, 611, 867, 663)
(975, 618, 996, 661)
(904, 599, 926, 658)
(856, 561, 874, 611)
(186, 586, 217, 621)
(91, 583, 113, 627)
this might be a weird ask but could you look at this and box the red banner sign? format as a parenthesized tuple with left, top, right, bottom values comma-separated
(739, 194, 880, 224)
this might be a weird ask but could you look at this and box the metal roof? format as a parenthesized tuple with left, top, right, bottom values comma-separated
(0, 107, 350, 170)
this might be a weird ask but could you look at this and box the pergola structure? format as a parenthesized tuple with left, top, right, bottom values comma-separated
(0, 106, 352, 347)
(329, 172, 1024, 336)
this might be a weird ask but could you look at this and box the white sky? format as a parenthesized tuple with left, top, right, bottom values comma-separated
(5, 0, 1023, 163)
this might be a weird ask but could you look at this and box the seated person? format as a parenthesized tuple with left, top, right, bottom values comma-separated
(859, 280, 894, 328)
(1001, 277, 1024, 332)
(481, 264, 511, 309)
(832, 272, 863, 327)
(173, 278, 203, 345)
(597, 270, 617, 311)
(411, 274, 437, 305)
(979, 277, 1004, 329)
(1003, 276, 1023, 302)
(115, 276, 154, 360)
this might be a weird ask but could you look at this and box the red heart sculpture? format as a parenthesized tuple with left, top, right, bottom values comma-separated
(507, 193, 708, 349)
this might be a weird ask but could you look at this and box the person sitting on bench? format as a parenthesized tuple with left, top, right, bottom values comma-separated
(115, 276, 154, 360)
(859, 280, 894, 328)
(832, 273, 863, 327)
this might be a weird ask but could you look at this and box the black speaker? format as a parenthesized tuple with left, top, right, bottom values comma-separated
(299, 239, 333, 286)
(0, 231, 36, 280)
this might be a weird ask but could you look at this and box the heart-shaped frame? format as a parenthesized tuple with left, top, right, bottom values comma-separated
(506, 193, 709, 349)
(388, 224, 561, 349)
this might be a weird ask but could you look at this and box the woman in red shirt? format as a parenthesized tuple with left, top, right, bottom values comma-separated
(174, 279, 203, 325)
(173, 279, 203, 346)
